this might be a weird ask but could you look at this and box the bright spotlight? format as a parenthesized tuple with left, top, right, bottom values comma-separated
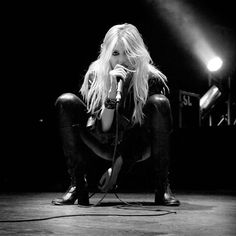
(207, 57, 223, 72)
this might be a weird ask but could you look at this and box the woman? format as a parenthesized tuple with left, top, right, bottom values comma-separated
(52, 23, 180, 206)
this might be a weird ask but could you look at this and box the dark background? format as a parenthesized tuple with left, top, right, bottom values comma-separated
(2, 0, 235, 193)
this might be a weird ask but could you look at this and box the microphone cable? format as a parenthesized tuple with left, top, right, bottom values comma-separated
(91, 100, 121, 206)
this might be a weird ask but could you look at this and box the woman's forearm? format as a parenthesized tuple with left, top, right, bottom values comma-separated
(100, 82, 117, 132)
(101, 106, 115, 132)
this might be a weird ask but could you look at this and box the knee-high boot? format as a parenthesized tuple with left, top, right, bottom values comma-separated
(152, 131, 180, 206)
(146, 94, 180, 206)
(52, 93, 89, 206)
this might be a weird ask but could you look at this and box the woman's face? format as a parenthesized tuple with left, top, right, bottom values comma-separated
(109, 41, 132, 70)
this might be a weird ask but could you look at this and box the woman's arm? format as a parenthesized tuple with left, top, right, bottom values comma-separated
(100, 80, 117, 132)
(100, 65, 128, 132)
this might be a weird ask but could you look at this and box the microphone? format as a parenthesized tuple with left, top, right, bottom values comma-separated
(114, 64, 135, 102)
(116, 76, 123, 102)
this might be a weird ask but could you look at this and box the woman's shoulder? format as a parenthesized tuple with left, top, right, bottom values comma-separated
(148, 72, 169, 95)
(148, 72, 164, 87)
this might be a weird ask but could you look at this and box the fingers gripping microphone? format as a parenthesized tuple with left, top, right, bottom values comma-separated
(115, 64, 136, 102)
(116, 77, 123, 102)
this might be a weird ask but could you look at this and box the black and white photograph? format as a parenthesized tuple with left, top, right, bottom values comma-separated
(1, 0, 235, 235)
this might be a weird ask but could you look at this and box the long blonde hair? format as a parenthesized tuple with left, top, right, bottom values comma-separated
(80, 23, 168, 125)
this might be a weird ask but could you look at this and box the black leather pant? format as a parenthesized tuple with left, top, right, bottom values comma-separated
(55, 92, 173, 190)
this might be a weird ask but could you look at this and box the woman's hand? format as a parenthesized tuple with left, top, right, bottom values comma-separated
(98, 156, 123, 193)
(108, 64, 129, 98)
(109, 64, 128, 81)
(101, 64, 135, 132)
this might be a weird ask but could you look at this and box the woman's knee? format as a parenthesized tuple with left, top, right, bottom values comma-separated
(55, 93, 78, 107)
(147, 94, 171, 114)
(55, 93, 87, 114)
(145, 94, 173, 131)
(55, 93, 88, 126)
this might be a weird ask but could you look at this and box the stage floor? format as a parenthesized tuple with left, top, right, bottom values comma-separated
(0, 192, 236, 235)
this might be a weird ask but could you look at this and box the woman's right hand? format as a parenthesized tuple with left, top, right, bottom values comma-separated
(108, 64, 129, 98)
(109, 64, 128, 81)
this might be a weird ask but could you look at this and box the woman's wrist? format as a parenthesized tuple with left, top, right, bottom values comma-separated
(108, 76, 117, 98)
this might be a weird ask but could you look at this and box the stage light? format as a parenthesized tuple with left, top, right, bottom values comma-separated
(146, 0, 234, 126)
(146, 0, 233, 79)
(207, 57, 223, 72)
(199, 85, 221, 117)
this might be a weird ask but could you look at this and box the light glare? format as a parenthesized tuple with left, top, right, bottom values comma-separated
(207, 57, 223, 72)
